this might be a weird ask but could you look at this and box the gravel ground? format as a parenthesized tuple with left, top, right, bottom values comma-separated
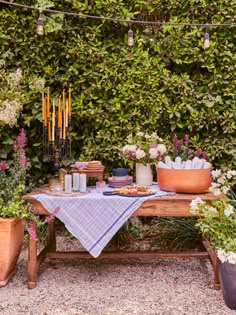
(0, 236, 235, 315)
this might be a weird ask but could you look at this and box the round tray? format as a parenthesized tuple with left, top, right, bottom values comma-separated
(103, 190, 156, 197)
(41, 188, 88, 197)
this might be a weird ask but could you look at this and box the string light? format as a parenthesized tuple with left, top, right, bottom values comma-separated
(203, 24, 210, 49)
(37, 9, 44, 35)
(128, 22, 134, 46)
(0, 0, 236, 28)
(203, 32, 210, 49)
(0, 0, 236, 47)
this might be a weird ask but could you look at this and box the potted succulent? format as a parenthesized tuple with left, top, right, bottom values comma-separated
(121, 129, 167, 185)
(157, 134, 212, 193)
(190, 169, 236, 309)
(0, 129, 32, 286)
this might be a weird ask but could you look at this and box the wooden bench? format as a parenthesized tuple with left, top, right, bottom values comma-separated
(23, 190, 221, 289)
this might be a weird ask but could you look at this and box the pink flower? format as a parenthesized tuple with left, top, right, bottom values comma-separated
(0, 160, 7, 171)
(184, 134, 190, 145)
(195, 148, 202, 157)
(44, 207, 60, 224)
(202, 151, 208, 160)
(172, 134, 183, 149)
(150, 143, 157, 148)
(13, 128, 27, 150)
(19, 151, 27, 167)
(27, 220, 38, 241)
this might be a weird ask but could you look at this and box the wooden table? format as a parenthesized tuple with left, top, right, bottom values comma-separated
(23, 190, 221, 290)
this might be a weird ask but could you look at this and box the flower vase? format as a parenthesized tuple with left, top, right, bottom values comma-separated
(136, 163, 153, 186)
(219, 261, 236, 310)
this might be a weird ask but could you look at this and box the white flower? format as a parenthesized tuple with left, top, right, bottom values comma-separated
(226, 170, 236, 179)
(224, 205, 234, 217)
(137, 132, 144, 137)
(136, 149, 146, 160)
(149, 147, 158, 159)
(217, 177, 225, 185)
(211, 169, 221, 179)
(217, 249, 236, 264)
(222, 186, 230, 195)
(217, 249, 228, 263)
(208, 206, 217, 213)
(212, 188, 221, 196)
(122, 145, 136, 153)
(190, 197, 204, 210)
(156, 144, 167, 155)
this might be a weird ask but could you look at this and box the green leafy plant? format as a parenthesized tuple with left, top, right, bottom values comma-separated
(0, 129, 30, 218)
(190, 169, 236, 263)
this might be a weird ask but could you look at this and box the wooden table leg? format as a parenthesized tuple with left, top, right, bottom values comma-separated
(27, 220, 38, 289)
(48, 221, 56, 252)
(202, 239, 221, 290)
(27, 220, 52, 289)
(213, 250, 221, 290)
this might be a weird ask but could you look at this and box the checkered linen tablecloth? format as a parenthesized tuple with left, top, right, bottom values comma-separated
(33, 184, 169, 258)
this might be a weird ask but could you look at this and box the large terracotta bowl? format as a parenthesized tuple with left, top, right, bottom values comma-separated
(157, 168, 212, 194)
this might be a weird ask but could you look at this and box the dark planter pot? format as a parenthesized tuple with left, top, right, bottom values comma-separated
(219, 260, 236, 310)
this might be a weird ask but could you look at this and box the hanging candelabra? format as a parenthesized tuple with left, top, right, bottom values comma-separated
(42, 86, 72, 174)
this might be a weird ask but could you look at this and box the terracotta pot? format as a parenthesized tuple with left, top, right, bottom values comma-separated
(157, 168, 212, 193)
(0, 217, 24, 287)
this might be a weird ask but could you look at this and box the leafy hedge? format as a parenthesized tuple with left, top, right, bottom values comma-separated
(0, 0, 235, 183)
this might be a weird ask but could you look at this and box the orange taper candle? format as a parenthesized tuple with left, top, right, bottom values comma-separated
(68, 86, 72, 118)
(47, 87, 50, 118)
(43, 97, 47, 127)
(42, 92, 44, 121)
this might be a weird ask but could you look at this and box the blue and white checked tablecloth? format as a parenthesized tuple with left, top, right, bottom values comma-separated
(33, 184, 170, 258)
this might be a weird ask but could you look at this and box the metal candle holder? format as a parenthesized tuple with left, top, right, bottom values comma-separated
(42, 86, 72, 174)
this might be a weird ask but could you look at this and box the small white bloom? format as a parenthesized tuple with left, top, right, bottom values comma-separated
(190, 197, 204, 210)
(208, 206, 217, 213)
(224, 205, 234, 217)
(156, 144, 167, 155)
(122, 145, 136, 153)
(211, 169, 221, 179)
(136, 149, 146, 159)
(217, 177, 225, 185)
(217, 249, 228, 263)
(212, 188, 221, 196)
(222, 186, 230, 195)
(137, 132, 144, 137)
(226, 170, 236, 179)
(149, 148, 158, 158)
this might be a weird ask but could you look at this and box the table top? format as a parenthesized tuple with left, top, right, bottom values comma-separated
(23, 186, 221, 217)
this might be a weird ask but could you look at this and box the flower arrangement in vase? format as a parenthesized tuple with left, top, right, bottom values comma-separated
(190, 169, 236, 309)
(121, 129, 167, 185)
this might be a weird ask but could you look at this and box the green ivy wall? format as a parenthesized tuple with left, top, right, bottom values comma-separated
(0, 0, 235, 182)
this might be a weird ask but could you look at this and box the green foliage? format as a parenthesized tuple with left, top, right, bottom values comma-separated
(0, 0, 235, 185)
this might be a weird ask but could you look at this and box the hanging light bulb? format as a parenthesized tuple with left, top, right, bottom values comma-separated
(37, 9, 44, 35)
(203, 32, 210, 49)
(127, 22, 134, 46)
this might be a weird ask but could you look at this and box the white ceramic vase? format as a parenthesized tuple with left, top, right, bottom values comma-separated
(136, 163, 153, 186)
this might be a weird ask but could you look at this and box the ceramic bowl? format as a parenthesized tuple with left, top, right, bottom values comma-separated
(112, 168, 128, 177)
